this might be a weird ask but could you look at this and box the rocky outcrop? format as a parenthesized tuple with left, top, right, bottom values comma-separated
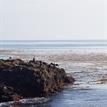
(0, 59, 74, 102)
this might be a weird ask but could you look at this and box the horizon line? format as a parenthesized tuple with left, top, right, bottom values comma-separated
(0, 39, 107, 41)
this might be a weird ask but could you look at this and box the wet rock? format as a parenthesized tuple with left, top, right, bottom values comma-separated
(0, 59, 74, 102)
(64, 75, 75, 84)
(0, 83, 23, 102)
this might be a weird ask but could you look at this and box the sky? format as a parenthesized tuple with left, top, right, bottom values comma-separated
(0, 0, 107, 40)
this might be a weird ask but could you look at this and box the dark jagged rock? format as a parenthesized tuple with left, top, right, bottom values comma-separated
(0, 58, 75, 102)
(64, 75, 75, 84)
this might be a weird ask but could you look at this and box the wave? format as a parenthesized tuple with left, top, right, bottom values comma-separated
(0, 97, 50, 107)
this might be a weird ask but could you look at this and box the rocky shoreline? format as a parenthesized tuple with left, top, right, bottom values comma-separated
(0, 58, 74, 103)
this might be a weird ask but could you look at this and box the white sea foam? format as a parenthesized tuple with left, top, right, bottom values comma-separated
(0, 97, 50, 107)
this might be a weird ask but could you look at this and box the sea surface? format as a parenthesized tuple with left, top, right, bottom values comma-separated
(0, 40, 107, 49)
(0, 40, 107, 107)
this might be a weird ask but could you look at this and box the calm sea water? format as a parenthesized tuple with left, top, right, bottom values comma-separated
(0, 40, 107, 49)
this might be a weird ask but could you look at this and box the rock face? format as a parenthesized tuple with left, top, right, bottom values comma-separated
(0, 59, 75, 102)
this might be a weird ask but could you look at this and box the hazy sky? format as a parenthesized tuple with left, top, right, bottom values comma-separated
(0, 0, 107, 40)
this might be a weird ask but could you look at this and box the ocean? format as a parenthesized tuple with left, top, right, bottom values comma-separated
(0, 40, 107, 107)
(0, 40, 107, 49)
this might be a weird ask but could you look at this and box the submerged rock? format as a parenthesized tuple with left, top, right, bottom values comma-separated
(0, 58, 75, 102)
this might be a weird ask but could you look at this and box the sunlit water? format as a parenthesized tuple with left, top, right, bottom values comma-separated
(0, 40, 107, 107)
